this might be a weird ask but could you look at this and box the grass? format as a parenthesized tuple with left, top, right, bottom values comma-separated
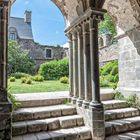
(8, 79, 69, 94)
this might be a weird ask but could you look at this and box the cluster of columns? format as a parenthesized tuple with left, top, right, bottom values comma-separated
(67, 9, 106, 139)
(68, 15, 102, 108)
(0, 1, 12, 140)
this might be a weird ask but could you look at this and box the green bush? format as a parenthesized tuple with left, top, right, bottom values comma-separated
(100, 60, 119, 88)
(111, 66, 118, 76)
(39, 58, 69, 80)
(8, 41, 36, 75)
(8, 88, 20, 110)
(100, 80, 110, 87)
(60, 76, 69, 84)
(11, 72, 30, 79)
(114, 74, 119, 83)
(9, 77, 16, 82)
(21, 77, 26, 83)
(33, 75, 44, 82)
(26, 78, 32, 85)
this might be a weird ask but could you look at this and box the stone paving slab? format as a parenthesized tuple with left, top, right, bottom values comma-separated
(105, 107, 139, 121)
(12, 115, 84, 136)
(106, 130, 140, 140)
(105, 116, 140, 136)
(13, 104, 77, 122)
(12, 126, 91, 140)
(14, 89, 114, 101)
(102, 100, 128, 110)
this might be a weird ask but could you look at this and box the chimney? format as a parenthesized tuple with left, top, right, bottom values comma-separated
(24, 10, 32, 23)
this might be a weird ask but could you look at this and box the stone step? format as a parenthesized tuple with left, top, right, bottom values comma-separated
(12, 104, 77, 122)
(102, 100, 128, 110)
(14, 89, 114, 108)
(12, 126, 92, 140)
(105, 116, 140, 136)
(106, 130, 140, 140)
(100, 89, 114, 101)
(12, 115, 84, 136)
(15, 92, 69, 108)
(105, 108, 139, 121)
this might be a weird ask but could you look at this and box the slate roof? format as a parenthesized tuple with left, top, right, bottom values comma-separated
(9, 17, 33, 40)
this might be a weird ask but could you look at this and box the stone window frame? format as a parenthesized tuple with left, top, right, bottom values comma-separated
(8, 27, 18, 41)
(45, 48, 53, 59)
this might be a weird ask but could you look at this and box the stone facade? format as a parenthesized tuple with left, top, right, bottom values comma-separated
(99, 33, 119, 65)
(8, 11, 67, 67)
(18, 39, 67, 68)
(118, 28, 140, 97)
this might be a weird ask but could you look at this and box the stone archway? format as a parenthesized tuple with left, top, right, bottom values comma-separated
(104, 0, 140, 97)
(0, 1, 106, 140)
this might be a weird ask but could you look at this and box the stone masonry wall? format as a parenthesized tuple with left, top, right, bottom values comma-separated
(99, 44, 118, 65)
(118, 28, 140, 97)
(18, 39, 66, 68)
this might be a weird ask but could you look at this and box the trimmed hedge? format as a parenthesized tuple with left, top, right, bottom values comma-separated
(39, 58, 69, 80)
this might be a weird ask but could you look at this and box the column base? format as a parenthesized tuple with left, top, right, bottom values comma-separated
(82, 100, 90, 109)
(76, 98, 83, 107)
(89, 102, 105, 140)
(71, 97, 77, 104)
(0, 101, 12, 140)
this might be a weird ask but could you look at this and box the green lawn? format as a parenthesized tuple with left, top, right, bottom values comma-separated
(8, 79, 69, 94)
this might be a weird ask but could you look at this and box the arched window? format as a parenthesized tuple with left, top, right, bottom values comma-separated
(8, 27, 17, 40)
(98, 37, 104, 47)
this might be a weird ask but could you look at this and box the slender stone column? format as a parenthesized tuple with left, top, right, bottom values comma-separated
(67, 33, 74, 98)
(82, 22, 92, 108)
(89, 16, 105, 139)
(72, 31, 79, 104)
(0, 1, 12, 140)
(76, 25, 84, 107)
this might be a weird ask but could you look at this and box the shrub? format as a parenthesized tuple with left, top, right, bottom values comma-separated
(8, 88, 20, 110)
(100, 60, 118, 89)
(114, 74, 119, 83)
(10, 72, 30, 79)
(60, 76, 69, 84)
(21, 77, 26, 83)
(39, 58, 69, 80)
(100, 80, 110, 87)
(9, 77, 16, 82)
(33, 75, 44, 82)
(111, 65, 118, 76)
(114, 91, 124, 100)
(8, 41, 36, 75)
(26, 78, 32, 85)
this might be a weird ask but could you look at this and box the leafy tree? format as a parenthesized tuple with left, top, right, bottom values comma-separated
(8, 41, 35, 75)
(99, 13, 117, 36)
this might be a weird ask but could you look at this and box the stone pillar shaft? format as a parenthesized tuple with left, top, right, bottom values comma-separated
(90, 18, 100, 103)
(0, 1, 12, 140)
(72, 31, 79, 104)
(77, 26, 84, 106)
(82, 22, 92, 108)
(68, 34, 74, 98)
(89, 17, 105, 140)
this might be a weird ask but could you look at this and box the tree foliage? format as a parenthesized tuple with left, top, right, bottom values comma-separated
(8, 41, 35, 75)
(99, 13, 117, 36)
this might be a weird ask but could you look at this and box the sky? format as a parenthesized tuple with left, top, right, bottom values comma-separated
(11, 0, 67, 46)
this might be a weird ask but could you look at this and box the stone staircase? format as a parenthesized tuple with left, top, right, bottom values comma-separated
(12, 92, 91, 140)
(12, 91, 140, 140)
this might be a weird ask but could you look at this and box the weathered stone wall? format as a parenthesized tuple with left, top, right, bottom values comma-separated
(99, 44, 118, 64)
(118, 28, 140, 97)
(18, 39, 67, 67)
